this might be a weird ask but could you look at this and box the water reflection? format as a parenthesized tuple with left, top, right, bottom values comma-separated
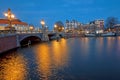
(51, 39, 69, 68)
(34, 39, 70, 79)
(106, 37, 115, 53)
(1, 37, 120, 80)
(0, 51, 27, 80)
(81, 38, 90, 56)
(35, 44, 51, 79)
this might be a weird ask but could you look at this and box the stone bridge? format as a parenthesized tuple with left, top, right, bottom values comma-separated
(17, 33, 44, 46)
(0, 32, 49, 53)
(0, 31, 65, 53)
(18, 33, 43, 41)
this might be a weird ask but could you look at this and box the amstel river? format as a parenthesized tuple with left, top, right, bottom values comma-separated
(0, 37, 120, 80)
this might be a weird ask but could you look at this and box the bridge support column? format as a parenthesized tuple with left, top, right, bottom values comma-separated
(42, 33, 49, 41)
(0, 35, 18, 53)
(16, 35, 20, 47)
(41, 25, 49, 41)
(56, 33, 60, 39)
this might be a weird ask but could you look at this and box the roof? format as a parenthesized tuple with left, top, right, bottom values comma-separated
(0, 19, 28, 26)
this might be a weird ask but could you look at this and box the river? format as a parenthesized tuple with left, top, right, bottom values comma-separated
(0, 37, 120, 80)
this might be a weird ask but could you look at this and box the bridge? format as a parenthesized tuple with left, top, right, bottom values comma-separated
(0, 29, 66, 53)
(0, 8, 67, 53)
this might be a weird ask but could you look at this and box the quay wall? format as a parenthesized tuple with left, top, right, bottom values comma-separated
(0, 35, 17, 53)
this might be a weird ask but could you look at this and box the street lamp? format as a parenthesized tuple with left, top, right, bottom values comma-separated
(54, 24, 57, 32)
(40, 19, 49, 41)
(29, 25, 34, 33)
(54, 24, 60, 40)
(4, 8, 15, 30)
(40, 19, 46, 33)
(40, 19, 45, 28)
(62, 27, 64, 31)
(54, 24, 57, 28)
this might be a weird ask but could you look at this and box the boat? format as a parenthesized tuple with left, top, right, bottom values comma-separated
(85, 33, 96, 37)
(101, 32, 116, 37)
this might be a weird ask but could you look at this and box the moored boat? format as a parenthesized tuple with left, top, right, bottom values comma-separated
(101, 32, 116, 37)
(85, 33, 96, 37)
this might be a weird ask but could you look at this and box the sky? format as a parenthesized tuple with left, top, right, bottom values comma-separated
(0, 0, 120, 30)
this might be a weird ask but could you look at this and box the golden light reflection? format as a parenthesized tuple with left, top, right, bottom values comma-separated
(96, 37, 104, 54)
(0, 53, 27, 80)
(52, 39, 69, 69)
(118, 36, 120, 40)
(80, 38, 89, 57)
(117, 37, 120, 47)
(106, 37, 115, 54)
(34, 39, 69, 79)
(35, 44, 51, 79)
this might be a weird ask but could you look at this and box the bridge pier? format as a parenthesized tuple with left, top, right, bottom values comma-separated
(0, 32, 55, 53)
(0, 35, 18, 53)
(42, 33, 49, 41)
(41, 25, 49, 41)
(16, 35, 20, 47)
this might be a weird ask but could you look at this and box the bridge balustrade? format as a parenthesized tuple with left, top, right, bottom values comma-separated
(0, 29, 58, 39)
(0, 30, 16, 37)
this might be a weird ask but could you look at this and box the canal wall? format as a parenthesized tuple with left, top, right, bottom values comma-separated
(0, 35, 17, 53)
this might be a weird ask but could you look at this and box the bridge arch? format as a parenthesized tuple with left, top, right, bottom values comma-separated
(20, 35, 42, 46)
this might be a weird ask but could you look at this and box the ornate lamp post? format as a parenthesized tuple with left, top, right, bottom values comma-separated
(4, 8, 15, 31)
(40, 19, 46, 33)
(40, 19, 49, 41)
(29, 25, 34, 33)
(54, 24, 57, 32)
(54, 24, 60, 40)
(41, 19, 45, 28)
(62, 27, 65, 32)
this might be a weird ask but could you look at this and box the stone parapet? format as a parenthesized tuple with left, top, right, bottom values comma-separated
(0, 35, 17, 53)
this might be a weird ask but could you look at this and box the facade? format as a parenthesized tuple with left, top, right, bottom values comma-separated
(113, 24, 120, 33)
(0, 19, 28, 31)
(88, 19, 104, 33)
(94, 19, 104, 28)
(95, 19, 104, 33)
(65, 19, 104, 34)
(81, 24, 90, 34)
(65, 20, 81, 33)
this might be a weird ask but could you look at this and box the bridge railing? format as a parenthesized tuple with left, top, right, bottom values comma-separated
(0, 30, 17, 37)
(47, 31, 56, 34)
(0, 30, 43, 37)
(0, 29, 59, 38)
(16, 30, 42, 34)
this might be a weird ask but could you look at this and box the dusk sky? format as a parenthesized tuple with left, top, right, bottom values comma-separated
(0, 0, 120, 30)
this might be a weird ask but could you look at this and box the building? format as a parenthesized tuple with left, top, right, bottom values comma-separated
(89, 19, 104, 33)
(65, 20, 82, 33)
(0, 19, 29, 31)
(113, 24, 120, 33)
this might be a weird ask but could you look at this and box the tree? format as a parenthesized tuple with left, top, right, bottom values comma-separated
(54, 21, 64, 32)
(106, 17, 119, 29)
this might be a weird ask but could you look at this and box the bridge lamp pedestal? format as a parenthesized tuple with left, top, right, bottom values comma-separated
(40, 19, 49, 41)
(54, 24, 60, 40)
(29, 26, 34, 33)
(4, 8, 15, 32)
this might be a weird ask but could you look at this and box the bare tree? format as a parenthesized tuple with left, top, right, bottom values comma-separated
(54, 21, 64, 32)
(106, 17, 119, 29)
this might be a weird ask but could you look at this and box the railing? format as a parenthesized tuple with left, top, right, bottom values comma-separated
(0, 30, 52, 37)
(16, 30, 42, 34)
(0, 30, 16, 37)
(0, 29, 66, 38)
